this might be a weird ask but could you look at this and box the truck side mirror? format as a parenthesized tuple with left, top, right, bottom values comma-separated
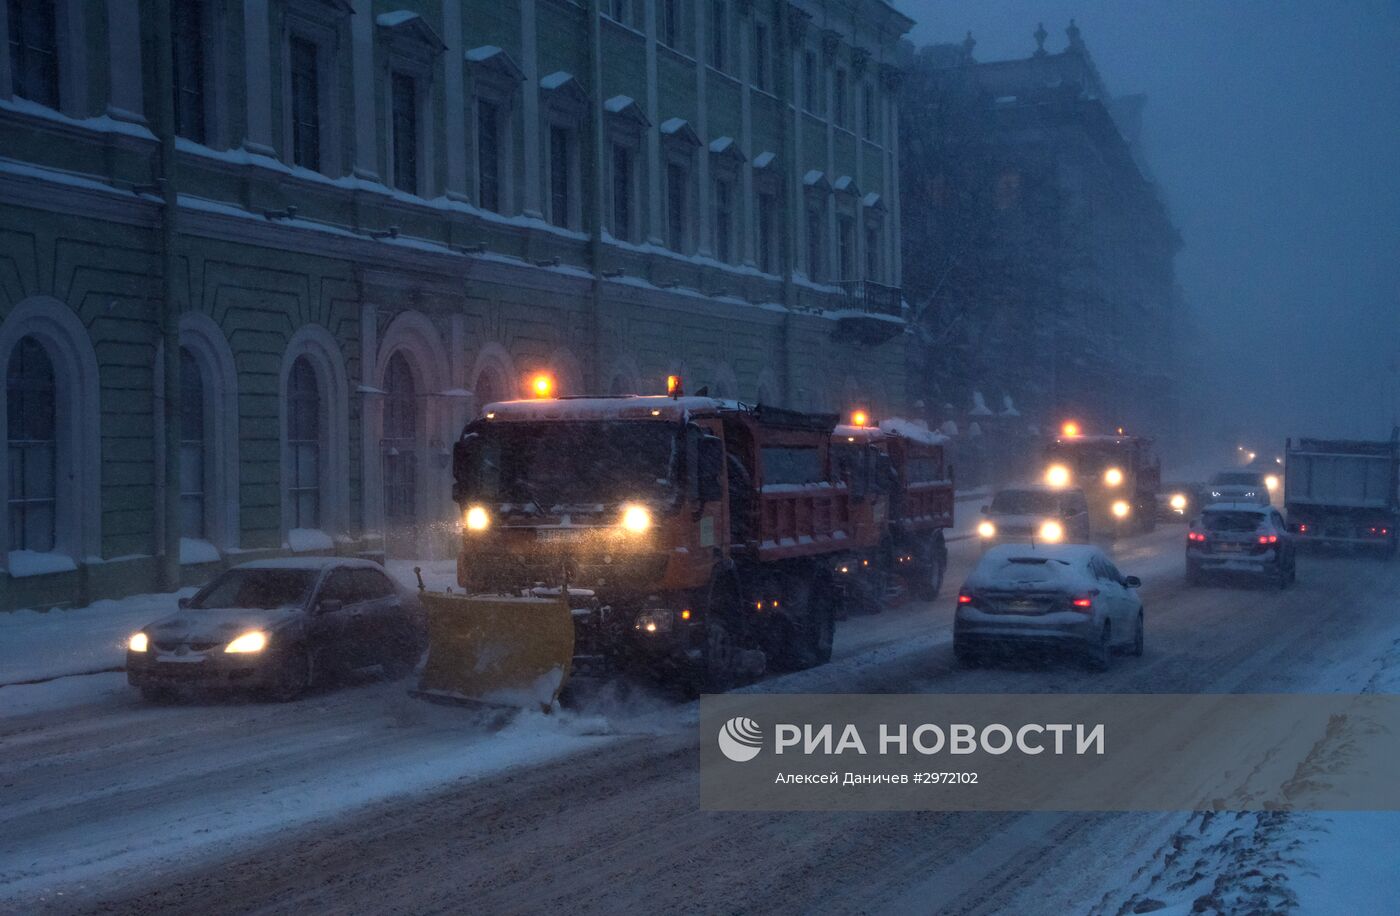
(698, 436, 724, 503)
(980, 505, 990, 515)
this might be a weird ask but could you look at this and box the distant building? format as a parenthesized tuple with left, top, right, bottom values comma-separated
(900, 21, 1182, 436)
(0, 0, 913, 610)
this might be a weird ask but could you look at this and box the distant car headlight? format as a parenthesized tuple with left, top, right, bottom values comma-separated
(128, 632, 148, 653)
(977, 520, 997, 539)
(1104, 467, 1124, 487)
(1170, 493, 1187, 511)
(1264, 475, 1279, 491)
(620, 503, 652, 533)
(1111, 500, 1131, 519)
(464, 505, 490, 531)
(224, 630, 268, 654)
(1039, 520, 1065, 543)
(1045, 464, 1071, 488)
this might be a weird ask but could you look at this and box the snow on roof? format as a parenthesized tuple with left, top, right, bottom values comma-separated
(660, 117, 689, 134)
(539, 71, 574, 90)
(803, 169, 828, 187)
(753, 150, 778, 170)
(605, 94, 636, 113)
(969, 390, 993, 415)
(709, 136, 735, 154)
(1201, 501, 1269, 514)
(376, 10, 420, 27)
(969, 544, 1101, 590)
(466, 44, 504, 62)
(479, 395, 739, 424)
(1001, 395, 1020, 417)
(832, 175, 859, 195)
(878, 417, 950, 446)
(862, 191, 884, 209)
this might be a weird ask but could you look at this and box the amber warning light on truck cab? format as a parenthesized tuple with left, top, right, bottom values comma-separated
(667, 374, 683, 398)
(851, 409, 870, 427)
(1061, 421, 1081, 438)
(530, 373, 554, 398)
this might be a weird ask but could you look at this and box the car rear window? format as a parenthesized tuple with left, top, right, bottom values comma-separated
(1203, 511, 1264, 532)
(1212, 472, 1261, 486)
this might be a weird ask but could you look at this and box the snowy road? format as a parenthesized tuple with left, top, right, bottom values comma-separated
(5, 526, 1400, 914)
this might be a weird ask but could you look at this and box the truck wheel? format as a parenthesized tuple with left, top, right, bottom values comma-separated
(699, 619, 738, 693)
(770, 577, 835, 671)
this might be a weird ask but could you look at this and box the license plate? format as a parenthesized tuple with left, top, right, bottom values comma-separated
(1216, 543, 1242, 553)
(537, 528, 589, 542)
(1006, 599, 1039, 610)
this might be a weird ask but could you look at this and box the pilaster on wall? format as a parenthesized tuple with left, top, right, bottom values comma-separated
(521, 0, 542, 218)
(352, 0, 379, 178)
(737, 0, 755, 266)
(442, 0, 468, 200)
(643, 0, 663, 245)
(693, 0, 711, 257)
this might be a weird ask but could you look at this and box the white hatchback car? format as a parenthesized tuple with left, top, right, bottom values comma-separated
(954, 544, 1144, 670)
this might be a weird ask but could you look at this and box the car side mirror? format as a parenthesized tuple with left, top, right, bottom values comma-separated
(177, 597, 191, 609)
(980, 505, 989, 515)
(317, 599, 343, 615)
(1063, 508, 1077, 519)
(697, 436, 723, 504)
(1123, 575, 1142, 589)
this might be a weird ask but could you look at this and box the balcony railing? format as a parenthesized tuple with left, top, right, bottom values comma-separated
(837, 280, 903, 318)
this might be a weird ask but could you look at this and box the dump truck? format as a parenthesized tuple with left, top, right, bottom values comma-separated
(417, 392, 879, 707)
(1041, 427, 1160, 533)
(830, 417, 954, 609)
(1284, 432, 1400, 556)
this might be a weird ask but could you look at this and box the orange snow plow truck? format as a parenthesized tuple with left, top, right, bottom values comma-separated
(416, 389, 952, 708)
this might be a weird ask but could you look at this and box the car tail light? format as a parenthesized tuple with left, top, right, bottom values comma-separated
(1258, 534, 1279, 545)
(1069, 595, 1094, 612)
(1298, 524, 1308, 533)
(1187, 531, 1206, 543)
(957, 590, 974, 605)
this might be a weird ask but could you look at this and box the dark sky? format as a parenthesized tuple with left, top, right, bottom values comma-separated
(901, 1, 1400, 448)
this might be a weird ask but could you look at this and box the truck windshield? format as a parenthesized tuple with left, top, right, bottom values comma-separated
(458, 421, 679, 509)
(991, 490, 1061, 515)
(1047, 444, 1131, 476)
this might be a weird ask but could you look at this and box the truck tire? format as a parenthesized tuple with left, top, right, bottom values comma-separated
(770, 576, 835, 671)
(695, 577, 743, 694)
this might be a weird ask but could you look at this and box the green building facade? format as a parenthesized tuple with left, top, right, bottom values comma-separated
(0, 0, 913, 610)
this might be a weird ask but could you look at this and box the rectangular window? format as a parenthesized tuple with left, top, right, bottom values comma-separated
(709, 1, 726, 71)
(549, 125, 573, 228)
(834, 68, 847, 128)
(391, 71, 419, 193)
(477, 99, 500, 212)
(863, 84, 876, 138)
(172, 0, 206, 143)
(7, 0, 60, 108)
(289, 37, 321, 171)
(762, 446, 822, 485)
(660, 0, 679, 50)
(612, 143, 632, 242)
(803, 51, 817, 112)
(865, 224, 879, 280)
(806, 204, 823, 280)
(838, 214, 854, 281)
(753, 22, 768, 92)
(714, 177, 732, 263)
(757, 191, 777, 273)
(666, 161, 687, 251)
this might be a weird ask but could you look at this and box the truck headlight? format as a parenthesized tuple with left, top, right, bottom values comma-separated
(464, 505, 490, 531)
(128, 632, 148, 653)
(1039, 520, 1065, 543)
(1170, 493, 1187, 511)
(634, 609, 673, 634)
(977, 520, 997, 539)
(1104, 467, 1124, 487)
(1045, 464, 1071, 488)
(620, 503, 651, 534)
(1111, 500, 1131, 519)
(1264, 474, 1279, 491)
(225, 630, 268, 654)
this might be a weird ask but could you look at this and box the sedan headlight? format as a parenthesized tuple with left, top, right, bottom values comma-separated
(1111, 500, 1131, 519)
(1103, 467, 1124, 487)
(1039, 520, 1065, 543)
(1170, 493, 1187, 511)
(128, 632, 148, 653)
(464, 505, 490, 531)
(620, 503, 652, 534)
(224, 630, 268, 654)
(977, 520, 997, 539)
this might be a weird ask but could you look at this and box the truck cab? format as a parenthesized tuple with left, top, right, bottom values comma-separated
(1042, 432, 1160, 534)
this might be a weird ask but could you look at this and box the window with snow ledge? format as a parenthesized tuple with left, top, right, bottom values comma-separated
(467, 46, 523, 215)
(0, 298, 102, 572)
(377, 11, 445, 198)
(171, 0, 229, 148)
(709, 137, 745, 265)
(660, 118, 701, 254)
(4, 0, 87, 119)
(540, 73, 589, 232)
(280, 0, 348, 176)
(605, 97, 648, 244)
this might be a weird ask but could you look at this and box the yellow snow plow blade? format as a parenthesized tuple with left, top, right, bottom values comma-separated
(417, 592, 574, 710)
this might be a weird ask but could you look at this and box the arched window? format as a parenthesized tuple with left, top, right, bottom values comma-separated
(382, 352, 417, 524)
(179, 347, 207, 539)
(287, 356, 321, 529)
(6, 337, 56, 552)
(474, 367, 502, 410)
